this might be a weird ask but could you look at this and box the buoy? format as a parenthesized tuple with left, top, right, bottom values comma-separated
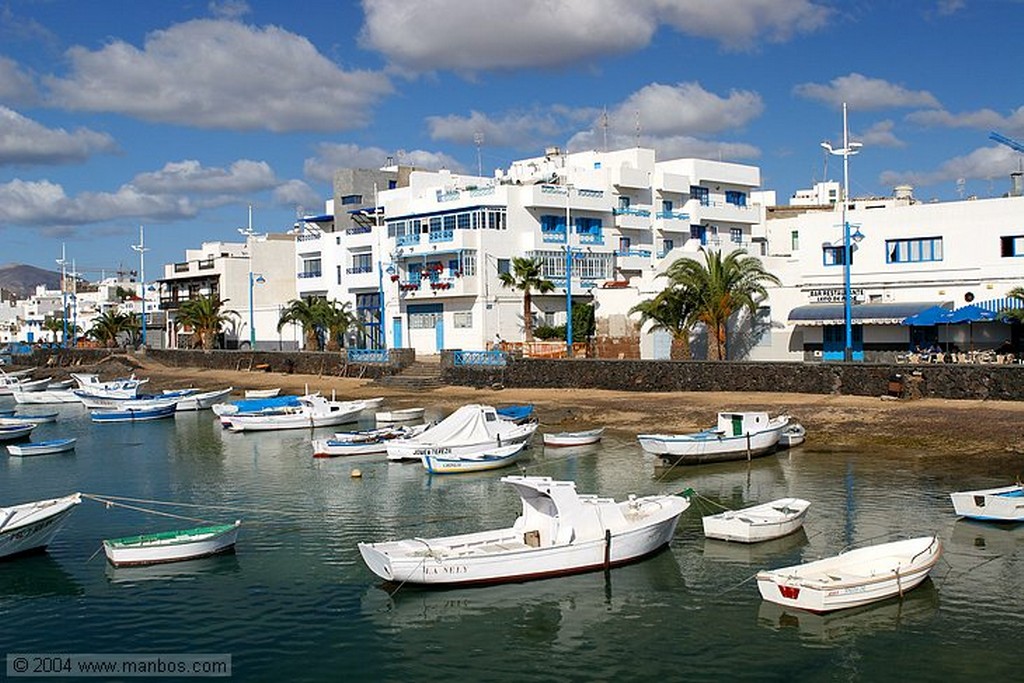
(351, 469, 362, 479)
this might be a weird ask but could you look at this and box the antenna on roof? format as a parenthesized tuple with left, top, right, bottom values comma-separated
(634, 110, 641, 147)
(600, 107, 609, 152)
(474, 131, 484, 177)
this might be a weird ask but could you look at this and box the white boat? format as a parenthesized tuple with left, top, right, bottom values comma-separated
(12, 376, 52, 392)
(779, 423, 806, 449)
(375, 407, 425, 423)
(357, 475, 690, 586)
(11, 388, 81, 404)
(312, 424, 430, 458)
(0, 374, 50, 396)
(3, 412, 59, 424)
(90, 400, 178, 423)
(7, 438, 77, 456)
(173, 387, 234, 412)
(638, 412, 790, 464)
(386, 404, 538, 462)
(756, 536, 942, 613)
(542, 427, 604, 448)
(0, 423, 36, 442)
(103, 520, 241, 567)
(422, 442, 528, 474)
(74, 388, 193, 410)
(244, 388, 280, 398)
(226, 394, 365, 432)
(702, 498, 811, 543)
(0, 493, 81, 559)
(70, 372, 148, 399)
(950, 483, 1024, 522)
(46, 379, 74, 390)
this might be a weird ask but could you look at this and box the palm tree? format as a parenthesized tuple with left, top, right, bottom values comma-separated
(499, 257, 555, 341)
(1000, 286, 1024, 323)
(175, 295, 238, 350)
(665, 248, 781, 360)
(87, 309, 136, 348)
(278, 298, 325, 351)
(41, 315, 65, 344)
(317, 299, 361, 351)
(629, 285, 696, 360)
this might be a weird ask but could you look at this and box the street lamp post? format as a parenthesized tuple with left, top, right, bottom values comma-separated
(821, 103, 863, 362)
(565, 184, 573, 358)
(56, 245, 67, 348)
(131, 225, 149, 347)
(238, 206, 264, 349)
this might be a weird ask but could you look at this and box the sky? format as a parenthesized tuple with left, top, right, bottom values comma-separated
(2, 0, 1024, 278)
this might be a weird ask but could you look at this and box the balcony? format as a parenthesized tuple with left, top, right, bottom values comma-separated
(397, 233, 421, 247)
(689, 200, 759, 224)
(522, 184, 607, 211)
(297, 271, 323, 279)
(655, 210, 690, 222)
(615, 249, 652, 271)
(428, 229, 454, 243)
(612, 206, 651, 230)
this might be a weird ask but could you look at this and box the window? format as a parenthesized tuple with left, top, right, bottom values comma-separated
(341, 194, 362, 205)
(388, 180, 397, 189)
(463, 252, 477, 276)
(730, 228, 743, 244)
(409, 311, 441, 329)
(336, 265, 342, 285)
(725, 190, 747, 207)
(618, 196, 631, 210)
(662, 239, 674, 253)
(791, 230, 799, 251)
(619, 236, 631, 252)
(352, 253, 373, 273)
(1001, 235, 1024, 257)
(453, 311, 473, 328)
(822, 246, 848, 266)
(690, 186, 709, 206)
(886, 237, 943, 263)
(540, 215, 564, 234)
(302, 258, 322, 276)
(662, 200, 673, 213)
(444, 214, 456, 231)
(497, 258, 510, 275)
(457, 213, 471, 230)
(690, 225, 707, 245)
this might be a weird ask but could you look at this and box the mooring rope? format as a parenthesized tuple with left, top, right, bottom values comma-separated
(82, 494, 214, 524)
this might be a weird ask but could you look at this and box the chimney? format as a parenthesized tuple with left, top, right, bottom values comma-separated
(1011, 172, 1023, 197)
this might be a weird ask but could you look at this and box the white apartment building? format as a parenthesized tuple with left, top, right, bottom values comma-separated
(158, 235, 300, 349)
(296, 147, 763, 355)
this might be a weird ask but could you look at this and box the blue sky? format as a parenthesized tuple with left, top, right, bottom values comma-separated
(2, 0, 1024, 277)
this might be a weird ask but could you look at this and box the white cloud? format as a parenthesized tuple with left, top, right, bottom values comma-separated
(608, 82, 763, 137)
(273, 180, 322, 212)
(427, 110, 562, 148)
(857, 120, 905, 148)
(0, 56, 38, 105)
(793, 73, 941, 111)
(131, 159, 278, 194)
(0, 178, 196, 227)
(936, 0, 965, 15)
(568, 130, 760, 161)
(879, 146, 1020, 188)
(906, 106, 1024, 137)
(0, 106, 118, 165)
(45, 19, 393, 132)
(209, 0, 250, 19)
(304, 143, 463, 184)
(360, 0, 831, 72)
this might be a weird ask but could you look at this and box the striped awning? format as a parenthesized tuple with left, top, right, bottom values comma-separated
(788, 301, 946, 326)
(972, 296, 1024, 313)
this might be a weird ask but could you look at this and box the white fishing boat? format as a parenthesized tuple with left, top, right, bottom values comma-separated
(0, 423, 36, 442)
(46, 379, 74, 390)
(375, 407, 425, 423)
(357, 475, 690, 586)
(0, 374, 49, 396)
(756, 536, 942, 613)
(7, 438, 77, 456)
(2, 412, 59, 424)
(0, 493, 81, 559)
(386, 404, 538, 462)
(778, 423, 807, 449)
(421, 442, 528, 474)
(90, 399, 178, 423)
(172, 387, 234, 412)
(11, 388, 80, 404)
(103, 520, 242, 567)
(949, 483, 1024, 522)
(226, 394, 365, 432)
(542, 427, 605, 448)
(70, 372, 148, 399)
(702, 498, 812, 543)
(12, 376, 52, 392)
(638, 412, 791, 464)
(312, 424, 430, 458)
(244, 388, 280, 399)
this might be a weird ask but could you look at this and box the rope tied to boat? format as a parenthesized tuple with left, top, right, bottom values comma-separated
(82, 494, 214, 525)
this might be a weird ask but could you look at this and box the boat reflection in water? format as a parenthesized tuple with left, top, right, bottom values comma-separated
(0, 554, 83, 597)
(104, 553, 241, 585)
(701, 528, 809, 565)
(757, 579, 940, 644)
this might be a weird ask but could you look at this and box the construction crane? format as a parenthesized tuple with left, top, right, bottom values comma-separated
(990, 131, 1024, 153)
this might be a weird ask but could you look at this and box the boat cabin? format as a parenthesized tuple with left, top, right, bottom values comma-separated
(716, 412, 771, 436)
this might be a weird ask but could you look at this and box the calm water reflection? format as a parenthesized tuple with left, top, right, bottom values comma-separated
(1, 400, 1022, 681)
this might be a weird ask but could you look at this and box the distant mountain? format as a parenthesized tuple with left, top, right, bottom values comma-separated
(0, 263, 63, 299)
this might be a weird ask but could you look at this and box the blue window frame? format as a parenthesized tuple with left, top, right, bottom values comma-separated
(662, 200, 673, 213)
(730, 227, 743, 243)
(690, 186, 709, 206)
(886, 237, 942, 263)
(690, 225, 707, 245)
(822, 246, 848, 266)
(725, 190, 747, 207)
(1001, 235, 1024, 257)
(540, 214, 565, 234)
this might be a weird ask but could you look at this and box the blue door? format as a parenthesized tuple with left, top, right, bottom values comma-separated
(823, 325, 864, 361)
(690, 225, 707, 245)
(392, 317, 403, 349)
(435, 317, 444, 350)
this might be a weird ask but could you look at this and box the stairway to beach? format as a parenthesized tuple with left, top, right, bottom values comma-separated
(373, 354, 444, 390)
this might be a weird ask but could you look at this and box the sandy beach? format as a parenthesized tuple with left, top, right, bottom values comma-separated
(47, 354, 1024, 456)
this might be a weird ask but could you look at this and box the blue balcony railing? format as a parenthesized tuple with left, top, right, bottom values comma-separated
(578, 233, 604, 245)
(429, 229, 454, 243)
(397, 233, 421, 246)
(346, 266, 374, 274)
(453, 350, 507, 367)
(656, 210, 690, 220)
(615, 249, 652, 258)
(347, 349, 388, 364)
(297, 271, 322, 279)
(612, 207, 651, 217)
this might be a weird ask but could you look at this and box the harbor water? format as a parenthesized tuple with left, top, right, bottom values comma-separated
(2, 402, 1022, 681)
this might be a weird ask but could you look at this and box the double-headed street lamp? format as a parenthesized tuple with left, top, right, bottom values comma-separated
(130, 225, 149, 347)
(821, 102, 863, 362)
(565, 183, 574, 358)
(238, 206, 264, 349)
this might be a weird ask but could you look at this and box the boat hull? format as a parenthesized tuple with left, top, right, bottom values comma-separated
(0, 493, 81, 559)
(6, 438, 77, 456)
(0, 424, 36, 442)
(639, 422, 787, 464)
(12, 389, 80, 404)
(103, 522, 241, 567)
(375, 408, 425, 423)
(90, 404, 177, 423)
(359, 505, 685, 586)
(702, 498, 811, 543)
(422, 443, 526, 474)
(756, 536, 941, 613)
(542, 428, 604, 447)
(950, 485, 1024, 521)
(227, 406, 363, 431)
(174, 388, 233, 411)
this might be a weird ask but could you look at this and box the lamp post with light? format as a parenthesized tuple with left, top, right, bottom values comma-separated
(565, 184, 574, 358)
(131, 226, 149, 347)
(238, 207, 264, 349)
(56, 245, 68, 348)
(821, 103, 863, 362)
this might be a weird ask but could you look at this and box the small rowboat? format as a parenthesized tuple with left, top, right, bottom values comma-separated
(0, 423, 36, 442)
(0, 493, 81, 558)
(244, 388, 280, 399)
(90, 401, 177, 423)
(172, 387, 234, 411)
(422, 442, 528, 474)
(375, 407, 425, 423)
(7, 438, 77, 456)
(2, 412, 59, 424)
(543, 427, 604, 448)
(950, 483, 1024, 522)
(702, 498, 811, 543)
(312, 424, 430, 458)
(778, 423, 806, 449)
(756, 536, 941, 613)
(103, 520, 242, 567)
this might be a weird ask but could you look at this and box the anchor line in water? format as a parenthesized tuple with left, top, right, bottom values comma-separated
(81, 493, 306, 518)
(82, 494, 215, 525)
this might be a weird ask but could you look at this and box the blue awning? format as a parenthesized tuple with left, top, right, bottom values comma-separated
(789, 301, 947, 326)
(901, 305, 953, 326)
